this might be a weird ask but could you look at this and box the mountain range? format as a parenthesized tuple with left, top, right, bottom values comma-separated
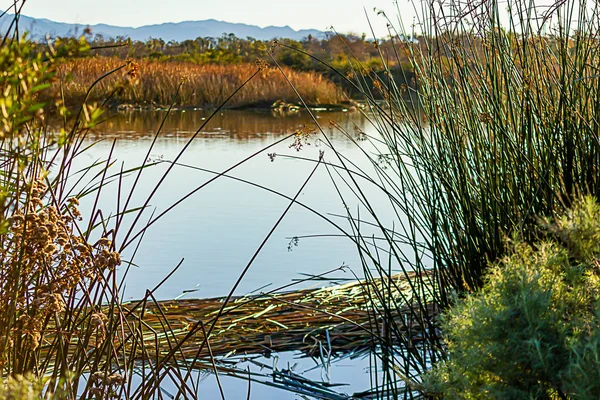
(0, 14, 325, 42)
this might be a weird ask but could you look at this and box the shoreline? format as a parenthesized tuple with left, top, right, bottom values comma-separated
(112, 99, 362, 113)
(51, 57, 347, 111)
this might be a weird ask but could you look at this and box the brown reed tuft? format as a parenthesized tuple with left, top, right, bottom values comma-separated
(0, 177, 121, 360)
(51, 56, 344, 109)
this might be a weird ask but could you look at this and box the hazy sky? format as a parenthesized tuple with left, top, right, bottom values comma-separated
(2, 0, 416, 36)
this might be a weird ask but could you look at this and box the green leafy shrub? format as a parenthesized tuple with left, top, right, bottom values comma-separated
(0, 374, 45, 400)
(422, 196, 600, 399)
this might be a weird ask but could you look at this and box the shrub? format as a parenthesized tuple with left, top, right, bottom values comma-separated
(421, 196, 600, 399)
(0, 374, 45, 400)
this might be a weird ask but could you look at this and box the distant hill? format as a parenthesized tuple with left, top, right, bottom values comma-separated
(0, 14, 325, 42)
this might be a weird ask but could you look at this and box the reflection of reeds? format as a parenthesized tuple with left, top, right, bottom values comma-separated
(75, 109, 366, 139)
(53, 57, 344, 108)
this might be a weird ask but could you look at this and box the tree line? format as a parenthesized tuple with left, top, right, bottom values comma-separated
(84, 32, 417, 97)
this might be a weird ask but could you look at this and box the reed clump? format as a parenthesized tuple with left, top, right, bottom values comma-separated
(53, 56, 344, 109)
(2, 182, 118, 356)
(0, 22, 237, 399)
(0, 33, 148, 398)
(377, 4, 600, 295)
(304, 0, 600, 394)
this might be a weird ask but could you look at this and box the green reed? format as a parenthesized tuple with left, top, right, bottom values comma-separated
(377, 0, 600, 295)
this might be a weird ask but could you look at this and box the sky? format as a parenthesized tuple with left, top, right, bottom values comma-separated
(2, 0, 418, 37)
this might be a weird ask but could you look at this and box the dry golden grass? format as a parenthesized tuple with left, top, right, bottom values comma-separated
(53, 57, 344, 108)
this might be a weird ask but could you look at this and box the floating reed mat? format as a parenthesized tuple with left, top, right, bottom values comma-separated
(121, 271, 437, 360)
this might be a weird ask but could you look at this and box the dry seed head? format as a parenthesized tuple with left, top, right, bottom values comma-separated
(25, 213, 40, 223)
(111, 251, 121, 267)
(255, 58, 269, 71)
(373, 79, 383, 92)
(27, 331, 41, 351)
(33, 178, 47, 193)
(107, 373, 125, 385)
(91, 371, 106, 383)
(269, 39, 280, 53)
(126, 60, 139, 80)
(2, 186, 123, 353)
(94, 237, 112, 248)
(288, 125, 317, 152)
(90, 312, 109, 346)
(57, 233, 69, 246)
(71, 206, 82, 220)
(43, 243, 58, 255)
(48, 293, 65, 312)
(19, 315, 43, 351)
(75, 243, 91, 254)
(35, 225, 49, 236)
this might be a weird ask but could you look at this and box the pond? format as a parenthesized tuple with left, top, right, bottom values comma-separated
(69, 108, 410, 398)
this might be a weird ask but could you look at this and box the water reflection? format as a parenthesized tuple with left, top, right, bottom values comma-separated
(72, 109, 382, 302)
(92, 109, 368, 139)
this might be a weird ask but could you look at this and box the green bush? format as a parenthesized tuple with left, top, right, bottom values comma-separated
(0, 375, 45, 400)
(422, 196, 600, 399)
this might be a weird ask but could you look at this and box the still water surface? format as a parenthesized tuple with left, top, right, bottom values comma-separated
(79, 109, 392, 300)
(74, 109, 401, 397)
